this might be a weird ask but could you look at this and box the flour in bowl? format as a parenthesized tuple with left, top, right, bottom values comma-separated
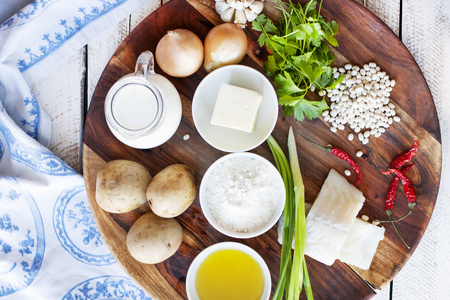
(205, 156, 282, 233)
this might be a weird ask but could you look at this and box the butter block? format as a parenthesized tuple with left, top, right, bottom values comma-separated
(210, 83, 262, 133)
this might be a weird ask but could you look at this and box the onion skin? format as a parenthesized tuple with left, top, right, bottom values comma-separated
(155, 29, 204, 77)
(203, 23, 248, 73)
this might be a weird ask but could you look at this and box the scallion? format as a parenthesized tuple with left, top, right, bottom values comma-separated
(267, 128, 313, 300)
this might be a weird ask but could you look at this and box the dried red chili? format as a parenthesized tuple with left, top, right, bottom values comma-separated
(385, 164, 414, 213)
(390, 139, 418, 169)
(330, 148, 362, 185)
(378, 139, 419, 249)
(299, 135, 362, 185)
(381, 165, 417, 249)
(383, 168, 416, 209)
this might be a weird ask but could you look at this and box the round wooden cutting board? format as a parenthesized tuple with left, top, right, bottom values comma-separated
(82, 0, 441, 299)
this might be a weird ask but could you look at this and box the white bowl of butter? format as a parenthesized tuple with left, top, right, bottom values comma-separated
(192, 65, 278, 152)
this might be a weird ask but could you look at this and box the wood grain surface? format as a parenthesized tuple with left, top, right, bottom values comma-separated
(82, 0, 442, 299)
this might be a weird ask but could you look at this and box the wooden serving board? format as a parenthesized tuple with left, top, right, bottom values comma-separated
(82, 0, 441, 299)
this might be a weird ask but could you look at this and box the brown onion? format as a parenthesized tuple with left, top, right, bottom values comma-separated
(155, 29, 204, 77)
(203, 23, 248, 73)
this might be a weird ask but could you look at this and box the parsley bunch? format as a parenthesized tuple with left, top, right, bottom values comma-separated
(252, 0, 343, 121)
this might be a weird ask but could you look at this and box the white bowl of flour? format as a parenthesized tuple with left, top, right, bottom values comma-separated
(200, 152, 286, 239)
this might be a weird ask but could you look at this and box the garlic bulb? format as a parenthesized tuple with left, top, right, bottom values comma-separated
(215, 0, 264, 26)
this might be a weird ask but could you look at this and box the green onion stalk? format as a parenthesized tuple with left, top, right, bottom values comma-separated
(267, 135, 295, 299)
(267, 128, 313, 300)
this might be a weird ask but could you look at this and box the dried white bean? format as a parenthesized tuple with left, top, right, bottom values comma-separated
(323, 63, 398, 145)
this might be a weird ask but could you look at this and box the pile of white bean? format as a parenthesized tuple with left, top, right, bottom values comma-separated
(321, 62, 400, 144)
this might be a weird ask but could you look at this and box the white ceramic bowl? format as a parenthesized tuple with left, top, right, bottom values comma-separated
(186, 242, 271, 300)
(199, 152, 286, 239)
(192, 65, 278, 152)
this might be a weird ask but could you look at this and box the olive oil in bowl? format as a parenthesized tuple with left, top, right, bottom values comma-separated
(186, 242, 271, 300)
(196, 249, 264, 300)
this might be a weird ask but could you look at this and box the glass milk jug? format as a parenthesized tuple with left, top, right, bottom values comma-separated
(104, 51, 182, 149)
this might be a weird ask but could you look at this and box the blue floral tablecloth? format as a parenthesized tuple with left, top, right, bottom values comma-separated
(0, 1, 152, 299)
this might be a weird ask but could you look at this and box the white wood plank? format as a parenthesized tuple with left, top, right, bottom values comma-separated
(86, 0, 161, 108)
(365, 0, 401, 37)
(391, 0, 450, 298)
(30, 48, 85, 173)
(86, 18, 130, 108)
(372, 285, 391, 300)
(130, 0, 161, 29)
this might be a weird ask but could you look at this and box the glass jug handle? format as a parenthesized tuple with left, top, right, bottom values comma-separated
(135, 51, 156, 77)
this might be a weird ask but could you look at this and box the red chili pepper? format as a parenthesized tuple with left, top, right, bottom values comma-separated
(383, 168, 416, 209)
(390, 139, 418, 169)
(330, 148, 362, 185)
(382, 166, 416, 249)
(380, 139, 418, 249)
(299, 135, 362, 185)
(385, 164, 414, 212)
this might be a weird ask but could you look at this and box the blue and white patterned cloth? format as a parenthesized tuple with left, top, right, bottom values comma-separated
(0, 1, 152, 299)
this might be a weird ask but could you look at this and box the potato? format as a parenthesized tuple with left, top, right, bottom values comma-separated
(96, 159, 152, 213)
(126, 212, 183, 264)
(146, 164, 196, 218)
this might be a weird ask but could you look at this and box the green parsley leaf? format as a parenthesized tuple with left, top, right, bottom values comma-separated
(253, 0, 340, 122)
(274, 72, 306, 97)
(294, 98, 329, 121)
(252, 15, 265, 32)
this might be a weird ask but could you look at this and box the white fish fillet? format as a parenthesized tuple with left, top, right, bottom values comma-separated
(338, 218, 385, 270)
(304, 169, 365, 266)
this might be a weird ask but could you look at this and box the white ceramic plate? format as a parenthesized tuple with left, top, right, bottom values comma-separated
(192, 65, 278, 152)
(199, 152, 286, 239)
(186, 242, 271, 300)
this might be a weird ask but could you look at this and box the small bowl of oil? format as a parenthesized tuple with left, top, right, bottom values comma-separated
(186, 242, 271, 300)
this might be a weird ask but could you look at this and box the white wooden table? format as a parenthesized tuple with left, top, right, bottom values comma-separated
(30, 0, 450, 299)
